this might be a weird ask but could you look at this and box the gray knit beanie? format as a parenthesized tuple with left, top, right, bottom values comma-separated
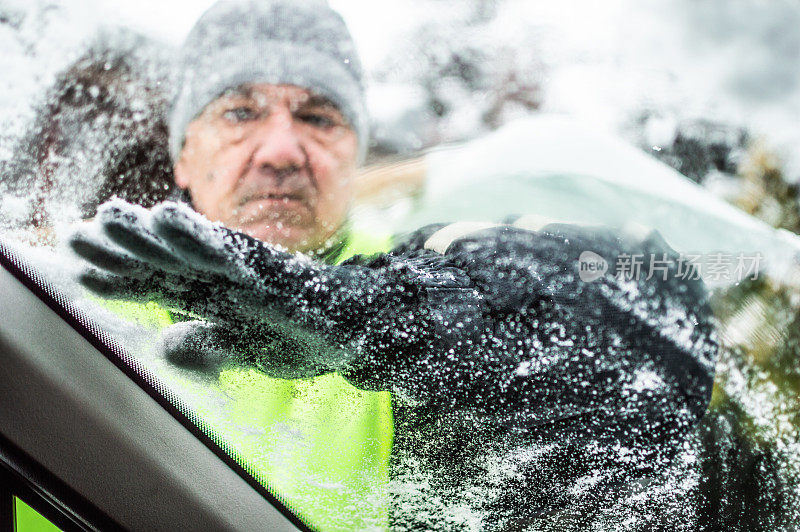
(169, 0, 367, 162)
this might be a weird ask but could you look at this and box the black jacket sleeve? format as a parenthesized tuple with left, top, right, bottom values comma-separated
(335, 222, 717, 452)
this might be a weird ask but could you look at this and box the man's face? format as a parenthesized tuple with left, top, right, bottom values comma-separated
(174, 84, 358, 253)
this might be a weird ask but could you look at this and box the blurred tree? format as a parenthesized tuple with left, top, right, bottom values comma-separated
(370, 0, 545, 154)
(0, 26, 174, 237)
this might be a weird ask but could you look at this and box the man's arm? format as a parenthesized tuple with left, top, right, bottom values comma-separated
(70, 200, 717, 449)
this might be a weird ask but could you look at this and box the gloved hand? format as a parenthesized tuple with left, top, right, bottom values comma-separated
(69, 199, 398, 379)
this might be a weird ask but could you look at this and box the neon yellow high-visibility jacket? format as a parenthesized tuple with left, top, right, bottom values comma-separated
(108, 231, 394, 531)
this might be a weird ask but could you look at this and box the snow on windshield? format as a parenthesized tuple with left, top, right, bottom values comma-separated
(1, 1, 800, 530)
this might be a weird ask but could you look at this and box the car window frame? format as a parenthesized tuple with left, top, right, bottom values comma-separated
(0, 239, 312, 531)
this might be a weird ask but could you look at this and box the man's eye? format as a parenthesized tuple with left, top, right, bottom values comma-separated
(298, 113, 337, 129)
(223, 107, 258, 122)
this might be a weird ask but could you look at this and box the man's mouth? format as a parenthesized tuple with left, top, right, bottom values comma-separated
(234, 191, 316, 227)
(240, 192, 308, 206)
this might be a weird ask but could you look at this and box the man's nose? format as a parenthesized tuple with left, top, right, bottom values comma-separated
(249, 109, 307, 171)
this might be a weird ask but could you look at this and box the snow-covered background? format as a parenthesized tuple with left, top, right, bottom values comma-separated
(2, 0, 799, 166)
(3, 0, 800, 236)
(2, 1, 800, 530)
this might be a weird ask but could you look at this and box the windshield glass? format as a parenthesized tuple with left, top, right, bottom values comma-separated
(2, 1, 800, 530)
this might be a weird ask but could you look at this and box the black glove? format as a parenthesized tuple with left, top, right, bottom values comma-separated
(69, 200, 401, 379)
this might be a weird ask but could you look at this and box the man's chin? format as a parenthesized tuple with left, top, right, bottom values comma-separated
(239, 222, 315, 252)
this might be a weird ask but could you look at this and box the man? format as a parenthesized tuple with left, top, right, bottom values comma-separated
(71, 0, 718, 529)
(167, 0, 368, 258)
(76, 2, 394, 529)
